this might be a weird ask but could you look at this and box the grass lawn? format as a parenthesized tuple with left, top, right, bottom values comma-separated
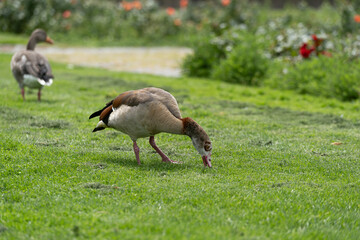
(0, 52, 360, 239)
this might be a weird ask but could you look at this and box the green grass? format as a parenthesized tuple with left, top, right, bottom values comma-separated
(0, 31, 202, 47)
(0, 32, 28, 45)
(0, 52, 360, 239)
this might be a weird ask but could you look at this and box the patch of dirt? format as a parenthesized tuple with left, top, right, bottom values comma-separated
(0, 225, 7, 233)
(1, 45, 192, 77)
(30, 118, 70, 129)
(83, 182, 119, 190)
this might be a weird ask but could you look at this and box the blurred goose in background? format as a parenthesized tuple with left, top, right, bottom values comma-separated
(10, 29, 54, 101)
(89, 87, 212, 167)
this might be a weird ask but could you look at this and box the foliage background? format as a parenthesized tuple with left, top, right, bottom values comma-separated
(1, 1, 360, 97)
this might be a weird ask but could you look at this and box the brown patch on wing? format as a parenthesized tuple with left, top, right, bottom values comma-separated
(112, 90, 153, 108)
(89, 100, 113, 119)
(112, 91, 131, 108)
(99, 105, 113, 125)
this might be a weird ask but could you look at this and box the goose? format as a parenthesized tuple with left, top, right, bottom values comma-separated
(10, 29, 54, 101)
(89, 87, 212, 167)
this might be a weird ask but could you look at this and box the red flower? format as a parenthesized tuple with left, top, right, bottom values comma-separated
(62, 10, 71, 19)
(133, 1, 142, 10)
(180, 0, 188, 8)
(299, 43, 315, 59)
(166, 7, 176, 16)
(312, 34, 323, 48)
(312, 34, 318, 42)
(221, 0, 231, 6)
(354, 14, 360, 23)
(122, 1, 132, 11)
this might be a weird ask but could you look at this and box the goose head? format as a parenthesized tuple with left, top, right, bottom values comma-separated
(27, 29, 53, 50)
(191, 136, 212, 168)
(183, 117, 212, 167)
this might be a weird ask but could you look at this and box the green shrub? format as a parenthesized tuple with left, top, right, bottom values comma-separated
(181, 39, 226, 78)
(0, 0, 74, 34)
(71, 0, 122, 39)
(266, 56, 360, 101)
(211, 39, 269, 86)
(182, 29, 260, 78)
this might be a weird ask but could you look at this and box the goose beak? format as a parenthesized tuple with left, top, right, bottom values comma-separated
(202, 155, 212, 168)
(46, 36, 54, 44)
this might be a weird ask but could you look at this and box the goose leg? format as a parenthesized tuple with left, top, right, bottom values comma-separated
(133, 140, 141, 165)
(21, 88, 25, 100)
(37, 89, 41, 101)
(149, 136, 178, 163)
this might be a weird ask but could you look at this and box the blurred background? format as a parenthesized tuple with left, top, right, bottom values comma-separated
(1, 0, 360, 101)
(0, 0, 349, 45)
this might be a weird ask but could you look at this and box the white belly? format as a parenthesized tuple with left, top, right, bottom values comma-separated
(108, 105, 152, 140)
(23, 74, 53, 89)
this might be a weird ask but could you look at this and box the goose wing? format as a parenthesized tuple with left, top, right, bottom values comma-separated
(89, 88, 182, 124)
(11, 51, 54, 82)
(143, 87, 182, 119)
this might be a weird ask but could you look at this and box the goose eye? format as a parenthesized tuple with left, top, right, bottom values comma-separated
(204, 145, 212, 151)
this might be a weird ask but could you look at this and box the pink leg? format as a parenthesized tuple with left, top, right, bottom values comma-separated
(21, 88, 25, 100)
(149, 136, 178, 163)
(133, 141, 141, 165)
(37, 89, 41, 101)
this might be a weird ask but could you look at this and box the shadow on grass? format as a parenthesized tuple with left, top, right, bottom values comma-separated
(30, 118, 70, 129)
(103, 154, 192, 172)
(71, 75, 150, 90)
(20, 98, 61, 104)
(0, 106, 71, 129)
(212, 99, 360, 128)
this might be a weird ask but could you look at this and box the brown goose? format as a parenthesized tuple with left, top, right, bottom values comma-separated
(10, 29, 54, 101)
(89, 87, 212, 167)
